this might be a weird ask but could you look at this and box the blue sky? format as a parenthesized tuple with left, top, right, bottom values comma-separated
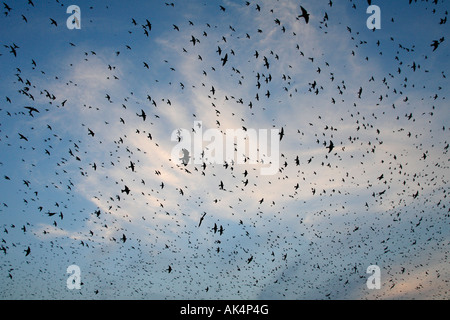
(0, 0, 449, 299)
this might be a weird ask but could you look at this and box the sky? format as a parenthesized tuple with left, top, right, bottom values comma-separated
(0, 0, 449, 300)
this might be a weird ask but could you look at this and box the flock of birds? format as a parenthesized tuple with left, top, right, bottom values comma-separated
(0, 0, 449, 299)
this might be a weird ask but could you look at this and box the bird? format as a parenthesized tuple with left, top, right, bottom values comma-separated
(50, 18, 57, 26)
(279, 127, 285, 141)
(121, 185, 130, 195)
(24, 106, 39, 117)
(198, 212, 207, 227)
(430, 38, 444, 51)
(221, 53, 228, 66)
(190, 35, 199, 46)
(137, 109, 147, 121)
(298, 6, 310, 24)
(128, 161, 135, 172)
(326, 140, 334, 153)
(145, 19, 152, 31)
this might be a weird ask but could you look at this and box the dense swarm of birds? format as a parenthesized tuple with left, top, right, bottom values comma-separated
(0, 0, 448, 299)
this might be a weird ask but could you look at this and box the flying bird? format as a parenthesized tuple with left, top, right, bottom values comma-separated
(298, 6, 310, 24)
(24, 106, 39, 117)
(198, 212, 207, 227)
(326, 140, 334, 153)
(137, 109, 147, 121)
(221, 53, 228, 66)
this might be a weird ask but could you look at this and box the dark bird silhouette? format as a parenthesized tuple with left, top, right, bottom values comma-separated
(298, 6, 310, 24)
(221, 53, 228, 66)
(326, 140, 334, 153)
(121, 185, 130, 195)
(190, 35, 199, 46)
(431, 38, 444, 51)
(198, 212, 207, 227)
(50, 18, 57, 26)
(24, 106, 39, 117)
(3, 2, 11, 12)
(145, 19, 152, 31)
(137, 109, 147, 121)
(279, 127, 284, 141)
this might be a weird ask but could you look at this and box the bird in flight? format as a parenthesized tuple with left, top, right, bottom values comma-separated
(279, 127, 285, 141)
(221, 53, 228, 66)
(145, 19, 152, 31)
(198, 212, 207, 227)
(127, 161, 135, 172)
(430, 38, 444, 51)
(24, 106, 39, 117)
(137, 109, 147, 121)
(326, 140, 334, 153)
(121, 185, 131, 195)
(298, 6, 310, 24)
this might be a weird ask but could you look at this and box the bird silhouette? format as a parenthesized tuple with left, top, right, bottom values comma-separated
(298, 6, 310, 24)
(198, 212, 207, 227)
